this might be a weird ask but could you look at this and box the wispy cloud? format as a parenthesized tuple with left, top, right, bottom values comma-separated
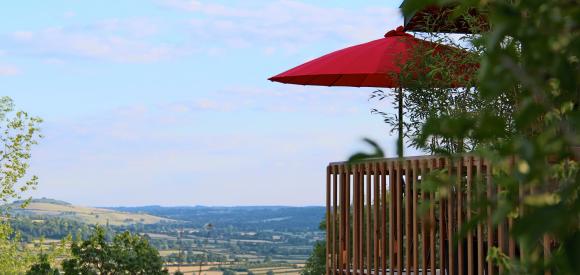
(154, 85, 378, 115)
(8, 18, 181, 63)
(0, 64, 20, 76)
(161, 0, 401, 54)
(2, 1, 400, 63)
(32, 99, 389, 205)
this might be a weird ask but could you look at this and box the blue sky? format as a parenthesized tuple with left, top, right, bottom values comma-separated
(1, 0, 416, 206)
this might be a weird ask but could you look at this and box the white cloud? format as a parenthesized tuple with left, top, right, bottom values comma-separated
(4, 1, 402, 62)
(162, 0, 402, 53)
(0, 64, 20, 76)
(151, 85, 380, 116)
(9, 19, 180, 63)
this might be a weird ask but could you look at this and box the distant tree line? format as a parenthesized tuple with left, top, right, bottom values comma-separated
(9, 215, 95, 241)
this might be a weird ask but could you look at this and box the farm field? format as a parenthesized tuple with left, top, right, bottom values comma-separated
(6, 198, 324, 274)
(165, 263, 304, 274)
(6, 198, 171, 226)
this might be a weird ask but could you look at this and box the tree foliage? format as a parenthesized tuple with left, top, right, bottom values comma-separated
(393, 0, 579, 273)
(0, 96, 42, 208)
(26, 254, 60, 275)
(0, 222, 36, 273)
(355, 0, 579, 273)
(301, 241, 325, 275)
(62, 226, 168, 274)
(302, 218, 326, 275)
(0, 97, 43, 272)
(371, 21, 515, 155)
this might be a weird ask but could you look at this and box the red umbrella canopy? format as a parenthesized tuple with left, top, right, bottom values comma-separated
(269, 26, 476, 88)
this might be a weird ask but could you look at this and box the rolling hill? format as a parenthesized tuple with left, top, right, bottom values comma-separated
(5, 198, 173, 226)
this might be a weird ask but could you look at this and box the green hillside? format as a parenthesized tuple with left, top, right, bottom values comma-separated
(6, 199, 173, 226)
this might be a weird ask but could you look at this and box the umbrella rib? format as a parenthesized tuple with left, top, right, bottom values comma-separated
(347, 39, 387, 87)
(327, 74, 343, 87)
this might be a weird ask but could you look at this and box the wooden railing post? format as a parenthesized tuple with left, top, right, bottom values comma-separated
(326, 154, 557, 275)
(326, 165, 331, 275)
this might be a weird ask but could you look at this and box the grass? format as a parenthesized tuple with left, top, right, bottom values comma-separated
(10, 202, 172, 226)
(165, 263, 303, 275)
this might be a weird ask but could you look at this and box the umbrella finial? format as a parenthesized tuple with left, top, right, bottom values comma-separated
(385, 26, 411, 37)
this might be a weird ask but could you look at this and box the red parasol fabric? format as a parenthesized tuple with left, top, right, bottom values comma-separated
(268, 26, 477, 156)
(268, 26, 476, 88)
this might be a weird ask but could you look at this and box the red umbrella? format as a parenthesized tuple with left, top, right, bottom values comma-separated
(269, 26, 477, 155)
(269, 26, 475, 88)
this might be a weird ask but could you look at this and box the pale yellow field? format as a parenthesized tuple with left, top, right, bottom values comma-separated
(13, 202, 171, 226)
(159, 250, 181, 256)
(148, 233, 179, 240)
(166, 264, 224, 274)
(165, 264, 303, 275)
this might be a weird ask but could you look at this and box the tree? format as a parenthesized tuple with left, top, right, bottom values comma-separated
(301, 241, 325, 275)
(370, 22, 512, 155)
(396, 0, 579, 273)
(26, 254, 59, 275)
(222, 270, 235, 275)
(351, 0, 578, 273)
(0, 97, 42, 273)
(62, 226, 168, 274)
(302, 219, 326, 275)
(0, 222, 36, 273)
(0, 96, 42, 207)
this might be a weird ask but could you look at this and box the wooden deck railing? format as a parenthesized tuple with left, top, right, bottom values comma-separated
(325, 155, 549, 275)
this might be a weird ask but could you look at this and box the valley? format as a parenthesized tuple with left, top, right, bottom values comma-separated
(5, 198, 326, 274)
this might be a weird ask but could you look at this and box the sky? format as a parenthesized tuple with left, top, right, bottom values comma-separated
(1, 0, 418, 206)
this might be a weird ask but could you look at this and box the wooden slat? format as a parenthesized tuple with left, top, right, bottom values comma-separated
(381, 163, 388, 274)
(508, 157, 516, 261)
(326, 166, 331, 275)
(344, 166, 350, 271)
(337, 166, 346, 270)
(420, 160, 427, 274)
(518, 162, 526, 265)
(448, 158, 455, 275)
(404, 160, 411, 274)
(486, 161, 495, 275)
(353, 166, 360, 274)
(373, 163, 380, 274)
(457, 158, 464, 275)
(438, 158, 445, 275)
(333, 167, 339, 275)
(467, 157, 474, 275)
(346, 167, 351, 275)
(412, 160, 419, 274)
(389, 161, 395, 275)
(544, 235, 551, 275)
(476, 158, 484, 275)
(396, 161, 403, 273)
(358, 165, 365, 274)
(429, 159, 436, 275)
(366, 164, 372, 273)
(498, 181, 505, 275)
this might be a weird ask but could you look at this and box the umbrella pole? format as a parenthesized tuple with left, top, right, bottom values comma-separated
(397, 87, 404, 157)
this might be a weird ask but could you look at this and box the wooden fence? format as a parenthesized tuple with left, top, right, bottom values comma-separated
(325, 155, 551, 275)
